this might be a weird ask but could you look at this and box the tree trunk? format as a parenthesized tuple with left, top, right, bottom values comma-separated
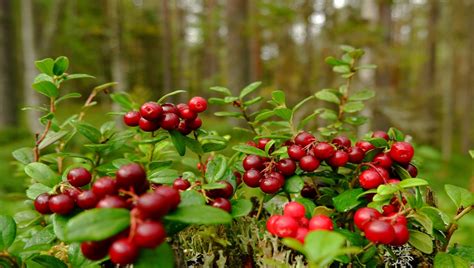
(248, 0, 262, 82)
(40, 0, 65, 54)
(161, 0, 173, 94)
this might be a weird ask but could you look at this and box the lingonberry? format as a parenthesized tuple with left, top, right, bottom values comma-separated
(327, 150, 349, 167)
(138, 117, 160, 132)
(332, 135, 351, 148)
(372, 153, 393, 169)
(354, 207, 382, 230)
(188, 96, 208, 113)
(246, 140, 257, 147)
(372, 130, 389, 141)
(347, 146, 365, 163)
(123, 111, 141, 127)
(116, 163, 147, 189)
(243, 169, 262, 188)
(207, 181, 234, 199)
(266, 215, 281, 235)
(364, 220, 395, 244)
(133, 221, 167, 248)
(173, 178, 191, 191)
(273, 215, 299, 238)
(359, 169, 384, 189)
(76, 190, 99, 209)
(406, 163, 418, 177)
(49, 194, 75, 215)
(389, 141, 414, 164)
(161, 103, 178, 114)
(300, 184, 317, 199)
(382, 204, 396, 216)
(186, 117, 202, 130)
(155, 185, 181, 210)
(34, 193, 52, 214)
(390, 223, 410, 246)
(109, 238, 139, 265)
(299, 217, 309, 227)
(63, 187, 82, 200)
(92, 177, 118, 198)
(96, 196, 128, 209)
(299, 155, 320, 172)
(287, 144, 306, 161)
(159, 113, 180, 130)
(283, 201, 306, 219)
(140, 102, 163, 121)
(210, 197, 232, 212)
(276, 158, 297, 176)
(313, 142, 335, 160)
(177, 121, 192, 135)
(257, 138, 272, 151)
(234, 171, 242, 185)
(178, 107, 198, 120)
(374, 167, 389, 180)
(294, 132, 315, 147)
(355, 141, 375, 152)
(243, 155, 264, 171)
(260, 172, 284, 194)
(67, 167, 92, 187)
(387, 178, 401, 184)
(81, 240, 110, 261)
(137, 192, 170, 219)
(295, 227, 309, 243)
(308, 215, 334, 231)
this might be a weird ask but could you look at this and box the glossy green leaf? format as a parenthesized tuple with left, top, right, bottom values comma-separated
(325, 56, 349, 66)
(34, 58, 54, 75)
(76, 123, 102, 143)
(53, 56, 69, 75)
(32, 80, 59, 98)
(110, 92, 133, 110)
(240, 81, 262, 99)
(55, 93, 81, 105)
(52, 214, 69, 241)
(408, 230, 433, 254)
(315, 89, 340, 104)
(449, 245, 474, 263)
(24, 224, 55, 248)
(169, 130, 186, 156)
(157, 90, 187, 103)
(149, 169, 179, 184)
(445, 184, 473, 209)
(30, 255, 67, 268)
(209, 86, 232, 96)
(231, 199, 253, 218)
(12, 147, 34, 165)
(183, 136, 203, 154)
(366, 137, 388, 148)
(343, 101, 364, 113)
(135, 242, 175, 268)
(274, 107, 292, 121)
(272, 90, 286, 105)
(165, 205, 232, 224)
(411, 212, 433, 234)
(434, 252, 469, 268)
(232, 144, 268, 157)
(387, 127, 404, 141)
(38, 130, 69, 150)
(304, 230, 346, 266)
(0, 215, 16, 251)
(283, 175, 304, 193)
(26, 183, 52, 199)
(420, 207, 449, 231)
(349, 89, 375, 101)
(205, 155, 227, 183)
(64, 73, 95, 80)
(214, 111, 243, 118)
(179, 190, 206, 207)
(24, 162, 60, 187)
(399, 178, 428, 188)
(68, 243, 101, 268)
(333, 65, 351, 73)
(333, 188, 364, 212)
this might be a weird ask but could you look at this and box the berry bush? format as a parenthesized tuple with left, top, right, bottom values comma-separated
(0, 47, 472, 267)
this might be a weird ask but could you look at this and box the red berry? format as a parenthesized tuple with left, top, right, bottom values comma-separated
(92, 177, 118, 198)
(332, 136, 351, 148)
(155, 186, 181, 210)
(299, 217, 309, 227)
(96, 196, 128, 209)
(207, 181, 234, 199)
(359, 169, 384, 189)
(186, 117, 202, 130)
(389, 142, 414, 164)
(300, 184, 317, 199)
(138, 117, 160, 132)
(260, 172, 284, 194)
(243, 155, 264, 171)
(266, 215, 280, 235)
(188, 96, 208, 113)
(160, 113, 180, 130)
(374, 167, 389, 180)
(177, 121, 192, 135)
(354, 207, 382, 230)
(364, 220, 395, 244)
(161, 103, 178, 114)
(406, 164, 418, 177)
(63, 187, 82, 200)
(294, 132, 315, 147)
(355, 141, 375, 153)
(372, 130, 389, 141)
(34, 193, 52, 214)
(243, 169, 261, 188)
(116, 163, 147, 189)
(81, 240, 110, 261)
(178, 107, 197, 120)
(211, 197, 232, 212)
(76, 190, 99, 209)
(394, 215, 408, 225)
(246, 140, 257, 147)
(313, 142, 335, 160)
(382, 204, 396, 216)
(372, 153, 393, 169)
(287, 145, 306, 161)
(327, 150, 349, 167)
(273, 215, 299, 238)
(299, 155, 320, 172)
(308, 215, 334, 231)
(137, 192, 170, 219)
(295, 227, 309, 243)
(140, 102, 163, 121)
(347, 146, 365, 163)
(67, 167, 92, 187)
(257, 138, 272, 151)
(49, 194, 75, 215)
(387, 178, 401, 184)
(123, 111, 141, 127)
(173, 178, 191, 191)
(276, 158, 297, 176)
(109, 238, 139, 265)
(133, 221, 166, 248)
(390, 223, 410, 246)
(283, 201, 306, 219)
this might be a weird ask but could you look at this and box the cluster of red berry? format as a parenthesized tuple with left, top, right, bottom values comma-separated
(34, 163, 181, 265)
(266, 201, 334, 243)
(354, 205, 409, 246)
(123, 96, 207, 134)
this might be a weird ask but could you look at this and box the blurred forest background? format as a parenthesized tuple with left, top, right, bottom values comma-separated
(0, 0, 473, 243)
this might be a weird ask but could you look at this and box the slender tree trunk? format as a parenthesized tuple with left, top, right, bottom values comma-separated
(161, 0, 173, 93)
(248, 0, 262, 82)
(460, 0, 473, 152)
(203, 0, 218, 83)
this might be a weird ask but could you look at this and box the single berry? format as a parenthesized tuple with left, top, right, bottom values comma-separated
(243, 169, 261, 188)
(313, 142, 335, 160)
(210, 197, 232, 212)
(116, 163, 147, 189)
(243, 155, 264, 171)
(260, 173, 284, 194)
(123, 111, 141, 127)
(49, 194, 75, 215)
(188, 96, 208, 113)
(372, 153, 393, 169)
(387, 178, 401, 184)
(390, 223, 410, 246)
(96, 196, 128, 209)
(276, 158, 297, 176)
(186, 117, 202, 130)
(159, 113, 180, 130)
(92, 177, 118, 198)
(364, 220, 395, 244)
(300, 184, 317, 199)
(395, 215, 408, 225)
(299, 217, 309, 227)
(34, 193, 52, 214)
(67, 167, 92, 187)
(81, 240, 110, 261)
(266, 215, 281, 235)
(372, 130, 389, 141)
(63, 187, 82, 200)
(359, 169, 384, 189)
(155, 186, 180, 210)
(273, 215, 299, 238)
(109, 238, 139, 265)
(327, 150, 349, 167)
(138, 117, 160, 132)
(207, 181, 234, 199)
(178, 107, 197, 120)
(332, 136, 351, 148)
(295, 227, 309, 243)
(140, 102, 163, 121)
(177, 121, 192, 135)
(133, 221, 166, 248)
(389, 142, 414, 164)
(246, 141, 257, 147)
(374, 167, 389, 180)
(299, 155, 320, 172)
(308, 215, 334, 231)
(234, 171, 242, 185)
(173, 178, 191, 191)
(294, 132, 315, 147)
(355, 141, 375, 152)
(137, 193, 170, 219)
(354, 207, 382, 230)
(76, 190, 99, 209)
(347, 146, 365, 163)
(382, 204, 396, 216)
(283, 201, 306, 219)
(257, 138, 272, 151)
(406, 163, 418, 177)
(161, 103, 178, 114)
(287, 145, 306, 161)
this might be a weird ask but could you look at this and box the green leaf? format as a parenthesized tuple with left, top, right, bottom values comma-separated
(315, 89, 340, 104)
(376, 184, 399, 196)
(12, 147, 34, 165)
(272, 90, 286, 105)
(274, 107, 292, 121)
(445, 184, 473, 209)
(52, 214, 69, 241)
(420, 207, 449, 231)
(232, 144, 268, 157)
(64, 73, 95, 80)
(434, 252, 469, 268)
(333, 65, 351, 73)
(135, 242, 175, 268)
(304, 231, 346, 266)
(411, 211, 433, 234)
(68, 243, 100, 268)
(240, 81, 262, 99)
(35, 58, 54, 75)
(408, 230, 433, 254)
(76, 123, 102, 143)
(30, 255, 67, 268)
(449, 245, 474, 263)
(24, 224, 55, 248)
(39, 130, 69, 150)
(282, 238, 305, 252)
(65, 208, 130, 242)
(53, 56, 69, 75)
(26, 183, 52, 199)
(244, 96, 263, 106)
(157, 90, 187, 103)
(214, 111, 243, 118)
(208, 97, 226, 105)
(55, 92, 81, 105)
(165, 205, 232, 225)
(366, 137, 388, 148)
(179, 190, 206, 207)
(231, 199, 253, 218)
(469, 150, 474, 159)
(255, 110, 275, 122)
(343, 101, 364, 113)
(32, 80, 59, 98)
(209, 86, 232, 96)
(394, 164, 412, 179)
(169, 130, 186, 156)
(110, 92, 133, 110)
(296, 198, 317, 219)
(0, 215, 16, 251)
(283, 175, 304, 193)
(183, 136, 203, 154)
(205, 155, 227, 183)
(24, 162, 60, 187)
(149, 169, 179, 184)
(349, 89, 375, 101)
(333, 188, 364, 212)
(399, 178, 429, 188)
(387, 127, 405, 141)
(344, 116, 367, 126)
(325, 56, 349, 66)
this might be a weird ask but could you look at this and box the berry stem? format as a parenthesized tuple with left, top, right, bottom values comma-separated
(33, 97, 56, 162)
(442, 205, 473, 251)
(255, 194, 266, 220)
